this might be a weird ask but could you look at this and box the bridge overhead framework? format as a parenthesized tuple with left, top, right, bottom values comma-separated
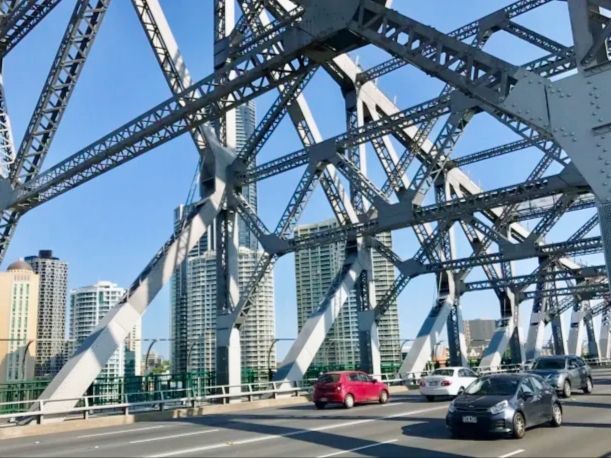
(0, 0, 609, 415)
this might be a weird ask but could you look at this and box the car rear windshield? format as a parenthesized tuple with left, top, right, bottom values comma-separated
(317, 374, 340, 383)
(432, 369, 454, 376)
(533, 359, 565, 370)
(464, 377, 519, 396)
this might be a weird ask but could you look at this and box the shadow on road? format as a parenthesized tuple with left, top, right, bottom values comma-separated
(564, 400, 611, 410)
(401, 418, 450, 440)
(174, 412, 468, 458)
(563, 421, 611, 429)
(400, 418, 517, 442)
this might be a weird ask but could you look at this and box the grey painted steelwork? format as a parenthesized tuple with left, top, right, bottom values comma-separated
(0, 0, 607, 410)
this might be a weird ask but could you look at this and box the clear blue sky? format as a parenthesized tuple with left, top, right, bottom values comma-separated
(3, 1, 603, 359)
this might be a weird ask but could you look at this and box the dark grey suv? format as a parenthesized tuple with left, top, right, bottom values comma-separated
(528, 356, 593, 398)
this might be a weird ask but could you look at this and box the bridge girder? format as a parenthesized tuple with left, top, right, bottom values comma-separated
(0, 0, 607, 410)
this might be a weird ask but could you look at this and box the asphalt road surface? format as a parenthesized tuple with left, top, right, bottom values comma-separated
(2, 368, 611, 457)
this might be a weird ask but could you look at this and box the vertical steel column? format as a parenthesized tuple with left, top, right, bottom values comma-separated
(213, 0, 241, 388)
(480, 228, 523, 368)
(346, 86, 381, 375)
(568, 301, 586, 356)
(525, 261, 550, 360)
(600, 307, 611, 359)
(551, 314, 567, 355)
(356, 250, 381, 376)
(215, 208, 241, 388)
(598, 203, 611, 297)
(446, 302, 468, 367)
(584, 313, 599, 358)
(525, 313, 546, 360)
(437, 179, 467, 367)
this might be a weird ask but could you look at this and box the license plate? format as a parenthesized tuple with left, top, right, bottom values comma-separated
(320, 397, 327, 402)
(429, 381, 439, 386)
(462, 416, 477, 424)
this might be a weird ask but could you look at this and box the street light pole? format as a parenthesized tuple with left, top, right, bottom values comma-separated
(267, 338, 294, 381)
(21, 340, 34, 380)
(144, 339, 158, 375)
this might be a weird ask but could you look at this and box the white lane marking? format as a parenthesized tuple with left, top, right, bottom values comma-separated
(146, 405, 448, 458)
(78, 425, 166, 439)
(129, 429, 220, 444)
(316, 439, 398, 458)
(499, 450, 525, 458)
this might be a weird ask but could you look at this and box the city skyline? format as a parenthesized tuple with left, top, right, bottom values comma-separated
(0, 1, 608, 455)
(3, 0, 575, 362)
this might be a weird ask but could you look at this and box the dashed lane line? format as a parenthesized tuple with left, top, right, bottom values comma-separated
(145, 405, 448, 458)
(316, 439, 398, 458)
(129, 429, 220, 444)
(78, 425, 166, 439)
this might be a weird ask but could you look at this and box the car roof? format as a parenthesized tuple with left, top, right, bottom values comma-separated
(322, 370, 364, 375)
(481, 373, 529, 380)
(435, 366, 472, 370)
(536, 355, 569, 360)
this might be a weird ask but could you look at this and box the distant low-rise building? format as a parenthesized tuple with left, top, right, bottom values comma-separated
(0, 260, 40, 382)
(464, 319, 497, 357)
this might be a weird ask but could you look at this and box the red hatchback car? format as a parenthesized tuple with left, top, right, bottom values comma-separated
(312, 371, 390, 409)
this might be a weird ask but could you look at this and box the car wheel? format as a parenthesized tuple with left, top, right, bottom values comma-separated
(344, 394, 354, 409)
(512, 412, 526, 439)
(426, 395, 435, 402)
(550, 402, 562, 427)
(315, 402, 326, 410)
(379, 390, 389, 404)
(562, 380, 571, 398)
(583, 377, 593, 394)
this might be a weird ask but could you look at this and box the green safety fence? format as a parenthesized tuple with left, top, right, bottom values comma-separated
(0, 368, 264, 415)
(0, 379, 49, 414)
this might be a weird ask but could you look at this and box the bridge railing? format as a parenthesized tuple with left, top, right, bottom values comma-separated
(2, 358, 610, 427)
(0, 380, 313, 426)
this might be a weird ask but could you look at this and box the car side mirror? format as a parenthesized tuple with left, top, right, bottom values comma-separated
(521, 392, 534, 401)
(371, 379, 378, 383)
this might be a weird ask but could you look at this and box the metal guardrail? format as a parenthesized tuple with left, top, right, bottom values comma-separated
(0, 381, 312, 426)
(1, 358, 610, 427)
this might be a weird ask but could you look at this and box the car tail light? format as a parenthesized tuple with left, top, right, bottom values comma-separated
(441, 380, 452, 387)
(419, 380, 426, 387)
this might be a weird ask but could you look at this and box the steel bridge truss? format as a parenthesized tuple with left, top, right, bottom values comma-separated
(0, 0, 610, 413)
